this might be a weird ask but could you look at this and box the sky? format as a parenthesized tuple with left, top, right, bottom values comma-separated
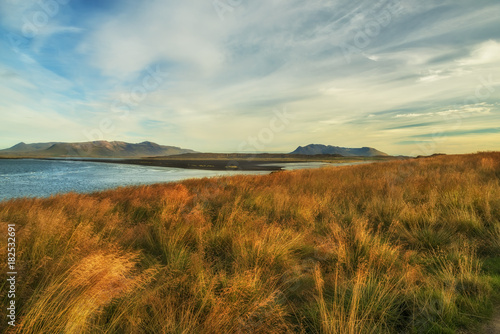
(0, 0, 499, 155)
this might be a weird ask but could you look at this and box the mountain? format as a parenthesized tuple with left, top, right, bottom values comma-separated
(2, 142, 58, 152)
(290, 144, 388, 157)
(0, 141, 196, 158)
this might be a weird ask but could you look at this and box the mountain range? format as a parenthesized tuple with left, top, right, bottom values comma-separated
(0, 141, 389, 158)
(290, 144, 388, 157)
(0, 141, 196, 158)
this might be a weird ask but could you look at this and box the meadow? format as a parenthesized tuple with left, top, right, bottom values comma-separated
(1, 152, 499, 333)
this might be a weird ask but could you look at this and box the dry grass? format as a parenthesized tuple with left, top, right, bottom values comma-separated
(1, 152, 499, 333)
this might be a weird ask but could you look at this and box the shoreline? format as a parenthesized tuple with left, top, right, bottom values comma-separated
(0, 154, 399, 171)
(46, 158, 296, 171)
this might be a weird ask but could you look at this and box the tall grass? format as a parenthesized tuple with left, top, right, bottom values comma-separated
(1, 152, 499, 333)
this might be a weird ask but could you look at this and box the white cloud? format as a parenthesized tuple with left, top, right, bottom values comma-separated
(458, 40, 500, 66)
(418, 70, 450, 83)
(437, 103, 493, 116)
(80, 1, 228, 79)
(395, 113, 434, 118)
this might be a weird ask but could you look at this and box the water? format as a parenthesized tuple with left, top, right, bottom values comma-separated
(0, 159, 268, 201)
(0, 159, 375, 201)
(259, 161, 375, 170)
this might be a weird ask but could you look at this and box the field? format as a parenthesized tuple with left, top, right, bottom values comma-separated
(1, 152, 499, 333)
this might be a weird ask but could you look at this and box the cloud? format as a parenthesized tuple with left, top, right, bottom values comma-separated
(0, 0, 500, 154)
(0, 0, 78, 41)
(411, 127, 500, 138)
(79, 1, 227, 79)
(458, 40, 500, 66)
(395, 113, 434, 118)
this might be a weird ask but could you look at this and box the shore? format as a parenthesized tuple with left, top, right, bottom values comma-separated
(51, 157, 290, 171)
(0, 153, 401, 171)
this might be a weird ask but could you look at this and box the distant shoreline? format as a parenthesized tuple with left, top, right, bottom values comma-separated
(54, 157, 287, 171)
(0, 154, 400, 171)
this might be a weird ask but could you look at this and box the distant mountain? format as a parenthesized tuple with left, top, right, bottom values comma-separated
(290, 144, 388, 157)
(2, 142, 57, 152)
(0, 141, 196, 158)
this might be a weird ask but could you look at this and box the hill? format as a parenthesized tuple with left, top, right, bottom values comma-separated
(291, 144, 388, 156)
(1, 152, 499, 333)
(0, 141, 196, 158)
(1, 142, 57, 152)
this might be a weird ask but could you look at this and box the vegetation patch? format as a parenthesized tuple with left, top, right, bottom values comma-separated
(1, 152, 499, 333)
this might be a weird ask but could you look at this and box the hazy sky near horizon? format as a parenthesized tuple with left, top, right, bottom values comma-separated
(0, 0, 499, 155)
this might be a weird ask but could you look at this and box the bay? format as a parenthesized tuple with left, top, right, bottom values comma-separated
(0, 159, 267, 201)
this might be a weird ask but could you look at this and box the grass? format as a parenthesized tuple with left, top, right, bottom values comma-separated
(0, 152, 499, 333)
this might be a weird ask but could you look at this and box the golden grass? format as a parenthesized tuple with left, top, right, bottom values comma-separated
(1, 152, 499, 333)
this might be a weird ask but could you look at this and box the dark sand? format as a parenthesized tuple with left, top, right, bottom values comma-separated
(50, 158, 298, 171)
(1, 153, 401, 171)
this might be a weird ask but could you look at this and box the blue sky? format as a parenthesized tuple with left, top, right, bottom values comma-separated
(0, 0, 499, 155)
